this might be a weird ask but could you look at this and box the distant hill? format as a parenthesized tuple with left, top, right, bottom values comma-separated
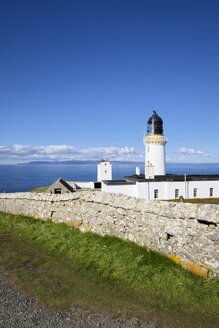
(19, 160, 144, 165)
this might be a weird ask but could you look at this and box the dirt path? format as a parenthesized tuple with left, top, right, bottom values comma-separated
(0, 265, 157, 328)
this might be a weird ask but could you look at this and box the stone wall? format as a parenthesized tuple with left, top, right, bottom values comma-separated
(0, 191, 218, 278)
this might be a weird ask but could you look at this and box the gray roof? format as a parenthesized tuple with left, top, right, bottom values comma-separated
(103, 174, 219, 186)
(47, 178, 75, 192)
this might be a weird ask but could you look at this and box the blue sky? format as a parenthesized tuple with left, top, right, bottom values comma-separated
(0, 0, 219, 163)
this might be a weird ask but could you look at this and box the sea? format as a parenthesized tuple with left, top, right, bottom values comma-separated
(0, 162, 219, 193)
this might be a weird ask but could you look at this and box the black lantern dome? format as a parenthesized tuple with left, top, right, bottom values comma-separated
(147, 111, 163, 135)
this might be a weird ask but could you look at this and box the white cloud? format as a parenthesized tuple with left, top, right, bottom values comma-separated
(0, 144, 216, 164)
(179, 147, 210, 158)
(0, 144, 144, 162)
(165, 147, 217, 163)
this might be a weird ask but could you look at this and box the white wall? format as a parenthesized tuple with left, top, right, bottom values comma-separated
(137, 180, 219, 200)
(136, 181, 166, 200)
(68, 181, 95, 190)
(187, 181, 219, 199)
(102, 183, 137, 198)
(165, 181, 186, 199)
(103, 180, 219, 200)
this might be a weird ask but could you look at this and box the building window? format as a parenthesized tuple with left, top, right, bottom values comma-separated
(175, 189, 179, 199)
(193, 188, 197, 198)
(210, 188, 214, 197)
(154, 189, 159, 199)
(54, 188, 62, 194)
(148, 146, 150, 152)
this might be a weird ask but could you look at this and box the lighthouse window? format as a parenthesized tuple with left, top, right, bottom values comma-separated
(209, 188, 214, 197)
(148, 146, 150, 152)
(175, 189, 179, 199)
(193, 188, 197, 198)
(154, 189, 159, 199)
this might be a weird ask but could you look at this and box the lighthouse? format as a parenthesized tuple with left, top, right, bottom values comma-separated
(144, 111, 167, 178)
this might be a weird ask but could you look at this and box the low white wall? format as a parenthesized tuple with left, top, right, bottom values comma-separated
(102, 183, 137, 198)
(68, 181, 95, 189)
(187, 181, 219, 199)
(103, 180, 219, 200)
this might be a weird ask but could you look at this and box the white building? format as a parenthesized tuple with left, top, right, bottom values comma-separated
(102, 112, 219, 200)
(97, 159, 112, 181)
(47, 159, 113, 194)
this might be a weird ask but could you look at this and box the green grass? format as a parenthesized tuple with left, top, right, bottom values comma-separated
(0, 212, 219, 327)
(30, 186, 49, 192)
(171, 198, 219, 204)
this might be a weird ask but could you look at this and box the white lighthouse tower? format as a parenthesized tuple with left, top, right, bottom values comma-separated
(144, 111, 167, 178)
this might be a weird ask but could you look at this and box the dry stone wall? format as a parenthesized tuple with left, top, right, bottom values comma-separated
(0, 191, 218, 278)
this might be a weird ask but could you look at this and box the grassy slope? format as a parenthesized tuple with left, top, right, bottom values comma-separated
(30, 186, 49, 192)
(0, 212, 218, 328)
(171, 198, 219, 204)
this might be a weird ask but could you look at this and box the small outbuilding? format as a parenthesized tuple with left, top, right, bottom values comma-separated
(46, 178, 76, 194)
